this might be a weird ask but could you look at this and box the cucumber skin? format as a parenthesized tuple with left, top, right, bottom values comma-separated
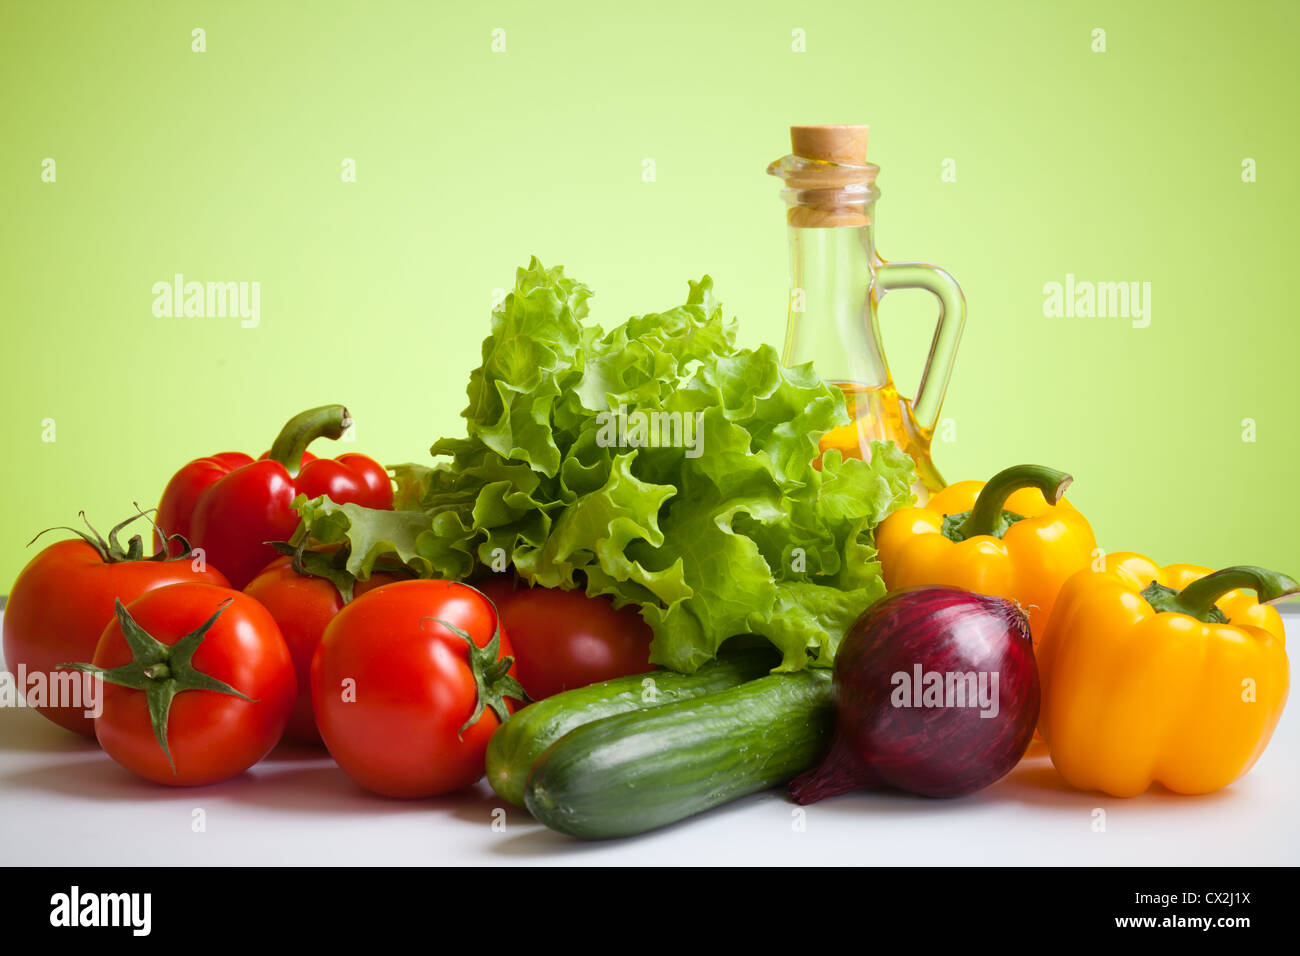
(486, 648, 778, 807)
(523, 670, 834, 840)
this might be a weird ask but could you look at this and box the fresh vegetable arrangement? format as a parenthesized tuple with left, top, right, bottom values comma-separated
(2, 257, 1293, 845)
(292, 258, 915, 673)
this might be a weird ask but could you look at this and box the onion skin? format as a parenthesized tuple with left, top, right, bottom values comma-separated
(790, 587, 1039, 803)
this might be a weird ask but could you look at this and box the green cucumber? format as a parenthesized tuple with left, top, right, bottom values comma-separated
(523, 670, 834, 839)
(486, 647, 778, 806)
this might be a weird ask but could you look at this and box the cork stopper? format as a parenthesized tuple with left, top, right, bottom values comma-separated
(768, 125, 878, 228)
(791, 125, 869, 165)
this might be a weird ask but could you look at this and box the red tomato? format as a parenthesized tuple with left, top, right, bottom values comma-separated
(475, 576, 655, 700)
(89, 583, 296, 786)
(311, 579, 521, 798)
(244, 556, 403, 744)
(3, 532, 230, 736)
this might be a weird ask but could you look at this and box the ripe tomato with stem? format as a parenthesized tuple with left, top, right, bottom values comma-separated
(311, 579, 524, 798)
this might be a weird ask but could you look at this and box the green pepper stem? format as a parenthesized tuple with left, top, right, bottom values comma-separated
(267, 405, 352, 476)
(1170, 566, 1300, 619)
(958, 464, 1073, 539)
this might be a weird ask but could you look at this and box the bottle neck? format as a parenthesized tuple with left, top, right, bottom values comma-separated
(768, 152, 889, 388)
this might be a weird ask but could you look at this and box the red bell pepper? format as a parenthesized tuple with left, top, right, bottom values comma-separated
(156, 405, 393, 588)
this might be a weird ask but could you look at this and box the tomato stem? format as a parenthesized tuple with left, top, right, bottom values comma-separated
(28, 508, 190, 564)
(269, 536, 359, 602)
(423, 616, 528, 735)
(483, 658, 513, 683)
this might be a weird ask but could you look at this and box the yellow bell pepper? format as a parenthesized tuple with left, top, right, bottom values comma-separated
(1037, 552, 1294, 797)
(875, 464, 1096, 636)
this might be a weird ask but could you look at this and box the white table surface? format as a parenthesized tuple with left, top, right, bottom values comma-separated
(2, 605, 1297, 867)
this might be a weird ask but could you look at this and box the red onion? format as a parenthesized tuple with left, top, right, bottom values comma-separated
(790, 586, 1039, 802)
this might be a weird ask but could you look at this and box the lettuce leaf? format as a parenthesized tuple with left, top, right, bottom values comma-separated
(297, 257, 915, 671)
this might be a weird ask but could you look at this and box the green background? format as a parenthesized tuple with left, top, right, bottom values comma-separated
(2, 0, 1297, 590)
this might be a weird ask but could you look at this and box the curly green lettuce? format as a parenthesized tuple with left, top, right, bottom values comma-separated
(296, 257, 915, 672)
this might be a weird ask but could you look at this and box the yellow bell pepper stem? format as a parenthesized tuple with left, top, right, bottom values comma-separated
(957, 465, 1074, 540)
(1151, 565, 1300, 621)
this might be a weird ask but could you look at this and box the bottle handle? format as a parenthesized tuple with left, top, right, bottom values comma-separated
(875, 259, 967, 432)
